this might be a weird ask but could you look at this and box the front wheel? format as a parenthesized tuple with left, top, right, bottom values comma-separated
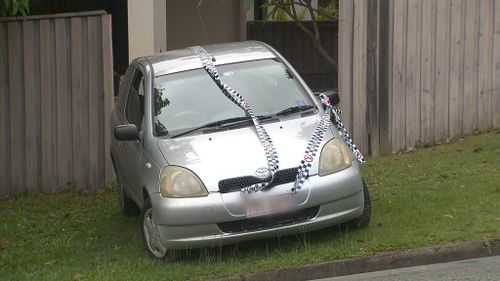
(140, 197, 179, 260)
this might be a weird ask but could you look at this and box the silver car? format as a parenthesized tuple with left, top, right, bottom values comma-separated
(110, 41, 371, 259)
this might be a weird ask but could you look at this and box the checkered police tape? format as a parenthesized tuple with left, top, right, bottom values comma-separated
(331, 107, 365, 164)
(291, 95, 366, 193)
(191, 46, 364, 195)
(191, 46, 279, 194)
(291, 94, 332, 193)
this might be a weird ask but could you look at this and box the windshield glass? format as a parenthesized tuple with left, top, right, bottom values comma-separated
(153, 59, 315, 136)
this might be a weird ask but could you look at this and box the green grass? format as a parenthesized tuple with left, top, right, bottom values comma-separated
(1, 132, 499, 281)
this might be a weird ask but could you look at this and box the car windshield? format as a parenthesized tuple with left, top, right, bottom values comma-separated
(152, 59, 316, 136)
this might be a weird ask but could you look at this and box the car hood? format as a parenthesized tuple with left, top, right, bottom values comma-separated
(156, 114, 336, 192)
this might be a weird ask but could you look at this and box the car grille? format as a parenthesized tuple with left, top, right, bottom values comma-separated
(217, 206, 320, 233)
(218, 167, 298, 193)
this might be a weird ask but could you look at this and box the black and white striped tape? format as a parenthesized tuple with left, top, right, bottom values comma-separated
(191, 46, 364, 195)
(191, 46, 279, 194)
(331, 107, 365, 164)
(291, 94, 332, 193)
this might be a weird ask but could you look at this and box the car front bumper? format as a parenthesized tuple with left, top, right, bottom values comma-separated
(150, 165, 364, 250)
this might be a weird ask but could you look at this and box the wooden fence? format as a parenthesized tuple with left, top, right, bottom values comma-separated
(339, 0, 500, 156)
(0, 11, 114, 196)
(247, 21, 338, 91)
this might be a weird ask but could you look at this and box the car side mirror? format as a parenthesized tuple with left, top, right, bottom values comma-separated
(313, 90, 340, 106)
(114, 124, 139, 141)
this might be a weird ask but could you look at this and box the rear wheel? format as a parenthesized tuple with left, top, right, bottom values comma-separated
(118, 183, 139, 216)
(349, 180, 371, 229)
(112, 154, 139, 216)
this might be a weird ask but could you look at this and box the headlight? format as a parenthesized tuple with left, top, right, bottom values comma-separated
(159, 166, 208, 197)
(319, 138, 352, 176)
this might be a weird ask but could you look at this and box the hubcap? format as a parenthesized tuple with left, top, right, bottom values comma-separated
(142, 208, 167, 258)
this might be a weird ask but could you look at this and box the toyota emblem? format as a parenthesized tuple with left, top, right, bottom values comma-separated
(255, 167, 271, 179)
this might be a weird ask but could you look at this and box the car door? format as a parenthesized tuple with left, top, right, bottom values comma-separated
(118, 67, 147, 203)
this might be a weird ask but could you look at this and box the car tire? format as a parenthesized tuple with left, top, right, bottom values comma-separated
(111, 154, 139, 217)
(349, 180, 371, 229)
(118, 183, 139, 217)
(140, 197, 178, 260)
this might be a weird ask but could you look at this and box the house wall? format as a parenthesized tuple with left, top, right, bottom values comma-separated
(165, 0, 246, 50)
(127, 0, 246, 60)
(127, 0, 166, 61)
(154, 0, 167, 52)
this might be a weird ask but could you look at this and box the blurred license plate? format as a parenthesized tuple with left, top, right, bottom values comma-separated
(243, 193, 294, 218)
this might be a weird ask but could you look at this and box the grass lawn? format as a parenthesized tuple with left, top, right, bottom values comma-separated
(1, 132, 499, 280)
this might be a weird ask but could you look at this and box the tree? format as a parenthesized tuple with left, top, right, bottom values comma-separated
(0, 0, 30, 17)
(251, 0, 339, 72)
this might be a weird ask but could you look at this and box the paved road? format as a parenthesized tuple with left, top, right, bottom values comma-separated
(314, 256, 500, 281)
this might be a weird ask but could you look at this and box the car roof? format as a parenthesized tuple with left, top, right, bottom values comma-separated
(139, 41, 277, 77)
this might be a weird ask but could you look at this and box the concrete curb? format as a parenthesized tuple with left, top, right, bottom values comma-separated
(214, 239, 500, 281)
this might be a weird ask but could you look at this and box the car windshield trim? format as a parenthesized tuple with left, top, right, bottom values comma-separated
(153, 58, 275, 79)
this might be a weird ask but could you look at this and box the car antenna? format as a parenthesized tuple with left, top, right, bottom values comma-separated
(197, 1, 216, 62)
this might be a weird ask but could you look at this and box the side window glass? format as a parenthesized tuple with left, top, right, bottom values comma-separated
(126, 71, 145, 131)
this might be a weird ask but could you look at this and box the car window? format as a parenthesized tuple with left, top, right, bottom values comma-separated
(126, 70, 145, 131)
(152, 59, 315, 136)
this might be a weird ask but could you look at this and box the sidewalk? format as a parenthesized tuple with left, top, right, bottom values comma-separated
(314, 256, 500, 281)
(215, 239, 500, 281)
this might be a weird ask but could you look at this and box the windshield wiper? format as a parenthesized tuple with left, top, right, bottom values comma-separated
(171, 115, 272, 138)
(275, 105, 315, 117)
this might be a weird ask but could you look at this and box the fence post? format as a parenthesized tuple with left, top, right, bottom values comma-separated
(378, 0, 393, 154)
(367, 0, 380, 157)
(351, 0, 369, 155)
(339, 0, 354, 134)
(341, 0, 388, 157)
